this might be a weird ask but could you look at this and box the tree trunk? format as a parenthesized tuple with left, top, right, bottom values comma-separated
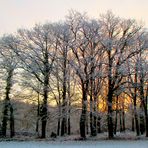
(61, 113, 67, 136)
(114, 110, 117, 135)
(41, 44, 49, 138)
(93, 113, 97, 135)
(36, 92, 40, 137)
(57, 117, 61, 136)
(86, 112, 89, 135)
(41, 76, 48, 138)
(133, 64, 140, 136)
(145, 85, 148, 137)
(57, 105, 61, 136)
(90, 101, 93, 136)
(107, 50, 114, 139)
(90, 80, 97, 136)
(67, 96, 71, 135)
(97, 116, 101, 133)
(133, 71, 140, 136)
(67, 99, 71, 135)
(67, 66, 71, 136)
(96, 96, 101, 134)
(61, 85, 67, 136)
(138, 53, 148, 137)
(114, 96, 118, 135)
(68, 116, 71, 135)
(145, 115, 148, 137)
(0, 123, 2, 137)
(132, 109, 135, 131)
(2, 68, 13, 137)
(90, 91, 95, 136)
(107, 90, 114, 138)
(2, 100, 9, 137)
(61, 48, 68, 136)
(90, 78, 93, 136)
(61, 86, 67, 135)
(145, 89, 148, 137)
(80, 106, 87, 138)
(139, 113, 145, 135)
(41, 118, 47, 138)
(90, 100, 93, 136)
(80, 86, 87, 139)
(142, 93, 148, 137)
(10, 104, 15, 138)
(134, 96, 140, 136)
(41, 89, 48, 138)
(143, 87, 148, 137)
(93, 95, 97, 136)
(119, 110, 123, 132)
(139, 78, 148, 137)
(122, 107, 125, 132)
(36, 118, 39, 137)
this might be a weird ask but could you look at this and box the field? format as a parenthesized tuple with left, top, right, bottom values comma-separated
(0, 141, 148, 148)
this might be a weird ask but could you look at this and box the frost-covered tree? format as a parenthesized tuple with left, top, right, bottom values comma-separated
(67, 11, 103, 138)
(126, 31, 148, 136)
(14, 24, 57, 138)
(136, 34, 148, 137)
(99, 11, 143, 138)
(0, 35, 19, 137)
(0, 10, 147, 140)
(51, 22, 72, 136)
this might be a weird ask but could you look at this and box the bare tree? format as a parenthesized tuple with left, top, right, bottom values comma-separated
(136, 35, 148, 137)
(52, 23, 72, 136)
(0, 10, 147, 140)
(99, 11, 142, 138)
(126, 31, 148, 136)
(67, 11, 103, 138)
(0, 35, 19, 137)
(14, 24, 57, 138)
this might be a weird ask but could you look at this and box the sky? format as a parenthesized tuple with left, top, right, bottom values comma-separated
(0, 0, 148, 35)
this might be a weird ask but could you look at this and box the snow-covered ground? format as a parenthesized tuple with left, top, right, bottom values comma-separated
(0, 141, 148, 148)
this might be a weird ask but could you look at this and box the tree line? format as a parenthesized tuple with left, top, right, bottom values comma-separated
(0, 11, 147, 139)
